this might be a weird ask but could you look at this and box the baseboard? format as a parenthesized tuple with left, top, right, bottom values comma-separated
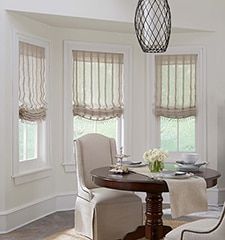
(0, 192, 76, 234)
(1, 187, 224, 234)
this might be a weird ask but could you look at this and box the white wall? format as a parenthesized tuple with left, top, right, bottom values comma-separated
(0, 7, 147, 232)
(168, 0, 223, 31)
(0, 10, 78, 232)
(3, 0, 137, 23)
(169, 32, 225, 188)
(1, 0, 225, 233)
(0, 4, 7, 213)
(0, 12, 55, 211)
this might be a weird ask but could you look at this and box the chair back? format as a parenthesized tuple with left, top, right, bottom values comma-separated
(180, 202, 225, 239)
(75, 133, 117, 189)
(216, 202, 225, 231)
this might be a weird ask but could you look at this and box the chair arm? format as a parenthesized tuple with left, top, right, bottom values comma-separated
(181, 211, 225, 240)
(77, 183, 93, 202)
(181, 227, 217, 240)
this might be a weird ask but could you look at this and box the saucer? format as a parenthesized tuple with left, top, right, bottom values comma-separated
(123, 161, 147, 168)
(163, 172, 194, 179)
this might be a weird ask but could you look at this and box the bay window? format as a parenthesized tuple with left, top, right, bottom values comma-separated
(149, 49, 206, 160)
(13, 34, 51, 183)
(72, 50, 124, 144)
(63, 42, 131, 172)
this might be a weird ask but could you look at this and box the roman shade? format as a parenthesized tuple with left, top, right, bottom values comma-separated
(72, 50, 124, 120)
(155, 54, 197, 119)
(19, 41, 47, 122)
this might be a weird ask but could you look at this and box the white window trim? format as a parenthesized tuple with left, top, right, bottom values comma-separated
(12, 31, 52, 184)
(63, 41, 132, 172)
(146, 46, 207, 162)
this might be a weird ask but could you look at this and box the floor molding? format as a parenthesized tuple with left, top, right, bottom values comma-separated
(0, 192, 76, 234)
(0, 187, 224, 234)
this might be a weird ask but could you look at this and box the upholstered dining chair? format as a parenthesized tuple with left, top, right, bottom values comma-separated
(165, 202, 225, 240)
(74, 133, 143, 240)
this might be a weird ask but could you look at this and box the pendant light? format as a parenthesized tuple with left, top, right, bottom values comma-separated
(134, 0, 171, 53)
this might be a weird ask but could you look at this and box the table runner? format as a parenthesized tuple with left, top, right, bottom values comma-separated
(129, 166, 208, 218)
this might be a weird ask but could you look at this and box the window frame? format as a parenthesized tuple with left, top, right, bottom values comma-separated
(12, 32, 52, 184)
(63, 41, 132, 172)
(159, 116, 196, 153)
(73, 116, 123, 146)
(146, 46, 207, 162)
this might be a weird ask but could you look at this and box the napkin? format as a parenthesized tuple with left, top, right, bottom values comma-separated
(166, 177, 208, 218)
(129, 166, 208, 218)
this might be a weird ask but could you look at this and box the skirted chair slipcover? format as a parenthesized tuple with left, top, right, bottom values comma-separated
(74, 133, 143, 240)
(165, 202, 225, 240)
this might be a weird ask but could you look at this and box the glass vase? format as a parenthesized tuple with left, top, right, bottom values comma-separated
(148, 160, 164, 173)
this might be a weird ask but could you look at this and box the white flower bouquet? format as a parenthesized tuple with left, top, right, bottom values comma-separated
(143, 148, 168, 172)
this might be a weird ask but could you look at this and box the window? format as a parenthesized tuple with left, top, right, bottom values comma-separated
(74, 116, 119, 140)
(19, 120, 38, 161)
(160, 116, 195, 152)
(155, 54, 198, 153)
(12, 34, 51, 183)
(63, 42, 132, 172)
(72, 50, 124, 145)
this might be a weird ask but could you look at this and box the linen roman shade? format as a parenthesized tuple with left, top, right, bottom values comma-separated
(72, 50, 124, 120)
(155, 54, 197, 119)
(19, 41, 47, 122)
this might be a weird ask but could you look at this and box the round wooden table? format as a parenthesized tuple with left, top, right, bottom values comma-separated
(91, 166, 220, 240)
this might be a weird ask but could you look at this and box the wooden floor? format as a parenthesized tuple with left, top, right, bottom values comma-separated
(0, 211, 187, 240)
(0, 206, 221, 240)
(0, 211, 74, 240)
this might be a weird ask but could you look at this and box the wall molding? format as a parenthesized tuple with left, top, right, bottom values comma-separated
(0, 192, 76, 234)
(0, 187, 224, 234)
(12, 167, 52, 185)
(62, 163, 76, 173)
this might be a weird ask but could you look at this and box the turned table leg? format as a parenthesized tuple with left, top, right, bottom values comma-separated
(145, 192, 172, 240)
(123, 192, 172, 240)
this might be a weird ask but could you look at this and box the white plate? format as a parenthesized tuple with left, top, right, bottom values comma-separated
(127, 163, 147, 168)
(162, 172, 194, 179)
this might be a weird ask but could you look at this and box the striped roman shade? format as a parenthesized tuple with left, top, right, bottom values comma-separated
(19, 41, 47, 121)
(155, 54, 197, 119)
(72, 50, 124, 120)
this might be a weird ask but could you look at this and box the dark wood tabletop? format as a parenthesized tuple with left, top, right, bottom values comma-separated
(91, 166, 221, 240)
(91, 166, 220, 192)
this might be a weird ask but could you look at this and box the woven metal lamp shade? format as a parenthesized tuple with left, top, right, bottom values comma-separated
(134, 0, 171, 53)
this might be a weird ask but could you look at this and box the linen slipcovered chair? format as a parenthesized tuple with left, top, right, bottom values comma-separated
(165, 202, 225, 240)
(74, 133, 143, 240)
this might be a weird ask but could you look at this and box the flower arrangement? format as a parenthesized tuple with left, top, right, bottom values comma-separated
(143, 148, 168, 172)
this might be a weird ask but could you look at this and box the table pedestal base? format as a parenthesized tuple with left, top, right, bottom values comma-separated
(123, 192, 172, 240)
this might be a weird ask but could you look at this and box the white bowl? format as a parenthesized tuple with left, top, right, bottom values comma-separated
(181, 153, 200, 164)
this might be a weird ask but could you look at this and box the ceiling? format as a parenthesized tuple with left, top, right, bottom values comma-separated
(9, 10, 210, 34)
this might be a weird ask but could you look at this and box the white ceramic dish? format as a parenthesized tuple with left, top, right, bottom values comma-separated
(178, 166, 199, 172)
(181, 153, 200, 164)
(177, 161, 206, 172)
(163, 172, 194, 179)
(127, 162, 147, 168)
